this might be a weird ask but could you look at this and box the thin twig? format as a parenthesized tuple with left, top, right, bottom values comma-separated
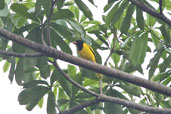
(46, 0, 57, 46)
(104, 28, 117, 66)
(159, 0, 163, 14)
(99, 78, 103, 94)
(0, 50, 43, 58)
(104, 50, 113, 66)
(40, 24, 48, 46)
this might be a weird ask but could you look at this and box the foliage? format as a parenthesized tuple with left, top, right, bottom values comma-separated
(0, 0, 171, 114)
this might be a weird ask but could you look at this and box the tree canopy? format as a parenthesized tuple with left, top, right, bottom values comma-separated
(0, 0, 171, 114)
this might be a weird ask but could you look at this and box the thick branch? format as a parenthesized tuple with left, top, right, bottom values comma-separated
(128, 0, 171, 26)
(0, 28, 171, 97)
(100, 94, 171, 114)
(0, 50, 43, 58)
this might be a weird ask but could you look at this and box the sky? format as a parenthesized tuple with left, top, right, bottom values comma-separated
(0, 1, 107, 114)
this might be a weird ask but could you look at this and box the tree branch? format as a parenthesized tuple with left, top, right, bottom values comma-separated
(128, 0, 171, 26)
(100, 94, 171, 114)
(0, 50, 43, 58)
(0, 27, 171, 97)
(60, 99, 101, 114)
(51, 60, 171, 114)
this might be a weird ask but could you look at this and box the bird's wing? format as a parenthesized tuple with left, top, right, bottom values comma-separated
(87, 44, 97, 63)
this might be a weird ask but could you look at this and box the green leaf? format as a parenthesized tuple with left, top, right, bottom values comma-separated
(27, 26, 42, 43)
(0, 37, 8, 50)
(15, 56, 37, 85)
(68, 5, 80, 21)
(3, 61, 10, 72)
(104, 103, 123, 114)
(150, 30, 160, 47)
(129, 32, 148, 65)
(0, 18, 4, 27)
(14, 23, 39, 34)
(67, 20, 85, 39)
(75, 109, 88, 114)
(121, 32, 139, 48)
(0, 3, 8, 17)
(51, 69, 72, 97)
(104, 2, 114, 13)
(23, 80, 49, 88)
(35, 0, 44, 20)
(153, 70, 171, 82)
(38, 97, 44, 108)
(12, 42, 25, 53)
(58, 88, 68, 100)
(147, 49, 163, 79)
(42, 0, 51, 17)
(80, 67, 98, 81)
(105, 1, 120, 25)
(47, 91, 57, 114)
(95, 33, 109, 47)
(146, 14, 156, 27)
(160, 54, 171, 72)
(74, 0, 93, 20)
(0, 0, 5, 9)
(10, 3, 39, 22)
(8, 60, 15, 83)
(51, 23, 74, 42)
(75, 91, 92, 99)
(88, 0, 96, 6)
(51, 28, 72, 54)
(155, 93, 163, 106)
(51, 9, 74, 20)
(71, 73, 83, 97)
(111, 53, 120, 67)
(11, 14, 27, 28)
(68, 64, 76, 77)
(83, 78, 99, 87)
(120, 3, 135, 34)
(36, 57, 50, 79)
(123, 62, 143, 74)
(15, 58, 25, 85)
(120, 83, 141, 97)
(136, 6, 144, 30)
(110, 0, 129, 26)
(18, 86, 49, 111)
(160, 25, 170, 43)
(162, 76, 171, 86)
(56, 0, 65, 9)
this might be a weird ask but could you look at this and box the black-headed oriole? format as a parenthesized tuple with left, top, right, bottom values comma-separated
(73, 40, 102, 79)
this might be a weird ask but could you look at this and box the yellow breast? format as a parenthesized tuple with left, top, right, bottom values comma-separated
(78, 43, 96, 63)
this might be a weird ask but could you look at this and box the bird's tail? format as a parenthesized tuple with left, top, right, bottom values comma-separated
(96, 73, 103, 79)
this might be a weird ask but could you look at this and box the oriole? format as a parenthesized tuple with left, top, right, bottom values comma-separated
(73, 40, 102, 79)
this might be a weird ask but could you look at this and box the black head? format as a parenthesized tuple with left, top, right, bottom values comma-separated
(73, 40, 84, 51)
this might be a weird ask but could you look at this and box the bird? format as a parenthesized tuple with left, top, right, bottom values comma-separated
(73, 40, 103, 79)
